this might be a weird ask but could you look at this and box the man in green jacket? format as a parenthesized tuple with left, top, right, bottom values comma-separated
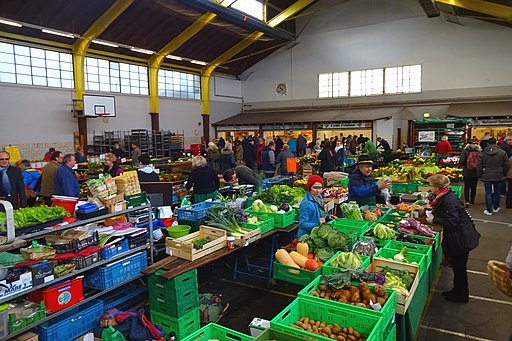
(362, 138, 377, 160)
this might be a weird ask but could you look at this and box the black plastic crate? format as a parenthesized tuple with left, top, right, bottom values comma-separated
(126, 233, 147, 249)
(52, 232, 100, 254)
(63, 248, 101, 269)
(75, 207, 109, 220)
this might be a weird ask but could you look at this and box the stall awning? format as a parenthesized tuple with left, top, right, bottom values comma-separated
(447, 102, 512, 118)
(213, 107, 404, 125)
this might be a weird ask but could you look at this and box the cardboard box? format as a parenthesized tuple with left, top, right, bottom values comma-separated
(0, 271, 32, 300)
(13, 331, 38, 341)
(249, 318, 270, 338)
(31, 261, 55, 286)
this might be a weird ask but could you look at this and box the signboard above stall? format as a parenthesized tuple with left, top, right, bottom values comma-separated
(317, 122, 372, 129)
(469, 118, 512, 126)
(261, 123, 312, 130)
(216, 125, 259, 132)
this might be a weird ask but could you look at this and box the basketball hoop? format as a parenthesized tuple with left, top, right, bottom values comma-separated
(97, 113, 110, 124)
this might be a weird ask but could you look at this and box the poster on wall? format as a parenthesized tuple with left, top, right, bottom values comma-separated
(418, 131, 436, 142)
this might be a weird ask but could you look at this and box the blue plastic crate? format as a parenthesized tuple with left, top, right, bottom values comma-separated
(101, 284, 147, 310)
(83, 251, 148, 290)
(37, 300, 103, 341)
(100, 239, 129, 259)
(176, 202, 224, 221)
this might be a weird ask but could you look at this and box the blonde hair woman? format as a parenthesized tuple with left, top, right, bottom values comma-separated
(103, 153, 123, 177)
(426, 174, 480, 303)
(186, 156, 220, 203)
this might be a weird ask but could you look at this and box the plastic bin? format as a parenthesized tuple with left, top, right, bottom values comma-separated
(101, 238, 129, 259)
(244, 207, 296, 228)
(151, 308, 200, 340)
(148, 269, 198, 296)
(101, 284, 147, 311)
(450, 185, 462, 199)
(27, 277, 83, 314)
(8, 300, 46, 333)
(176, 202, 224, 221)
(37, 300, 103, 341)
(65, 248, 101, 270)
(390, 182, 420, 194)
(125, 192, 148, 208)
(322, 252, 371, 275)
(49, 232, 100, 254)
(384, 240, 433, 269)
(0, 304, 7, 339)
(270, 298, 383, 341)
(149, 270, 198, 318)
(273, 261, 322, 286)
(254, 328, 303, 341)
(182, 323, 253, 341)
(239, 216, 274, 235)
(51, 196, 79, 216)
(83, 251, 148, 290)
(298, 275, 397, 327)
(329, 218, 370, 235)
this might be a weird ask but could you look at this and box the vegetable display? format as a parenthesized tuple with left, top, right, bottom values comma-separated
(290, 317, 367, 341)
(310, 282, 389, 310)
(320, 270, 386, 289)
(298, 224, 352, 261)
(255, 185, 305, 205)
(381, 266, 415, 296)
(361, 207, 384, 222)
(397, 218, 436, 237)
(340, 202, 364, 221)
(0, 206, 69, 229)
(329, 252, 363, 270)
(250, 200, 279, 213)
(191, 237, 209, 250)
(275, 248, 321, 272)
(206, 206, 244, 236)
(372, 223, 395, 239)
(391, 246, 418, 265)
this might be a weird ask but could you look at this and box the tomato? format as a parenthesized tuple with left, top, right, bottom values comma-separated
(307, 253, 315, 259)
(304, 259, 319, 271)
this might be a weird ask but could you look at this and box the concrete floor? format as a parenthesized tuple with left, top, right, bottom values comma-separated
(197, 185, 512, 341)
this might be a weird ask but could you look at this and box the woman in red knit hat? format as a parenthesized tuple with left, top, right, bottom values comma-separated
(297, 174, 337, 238)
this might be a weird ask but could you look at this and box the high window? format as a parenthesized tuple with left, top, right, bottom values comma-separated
(222, 0, 264, 20)
(0, 42, 73, 88)
(158, 69, 201, 100)
(85, 57, 148, 95)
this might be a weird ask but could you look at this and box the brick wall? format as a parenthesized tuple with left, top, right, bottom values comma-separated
(0, 142, 74, 162)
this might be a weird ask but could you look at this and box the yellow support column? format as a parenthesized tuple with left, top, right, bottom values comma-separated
(434, 0, 512, 20)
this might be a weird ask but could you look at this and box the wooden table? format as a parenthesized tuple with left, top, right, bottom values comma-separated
(142, 224, 298, 285)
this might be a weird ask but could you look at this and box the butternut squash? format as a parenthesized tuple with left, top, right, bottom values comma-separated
(290, 251, 308, 268)
(275, 249, 299, 268)
(297, 242, 309, 258)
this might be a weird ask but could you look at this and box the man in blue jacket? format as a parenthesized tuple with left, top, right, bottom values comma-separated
(54, 154, 80, 198)
(348, 154, 390, 206)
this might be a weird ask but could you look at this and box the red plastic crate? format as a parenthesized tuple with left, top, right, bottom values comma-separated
(28, 277, 84, 313)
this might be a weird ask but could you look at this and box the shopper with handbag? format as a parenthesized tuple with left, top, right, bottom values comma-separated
(426, 174, 481, 303)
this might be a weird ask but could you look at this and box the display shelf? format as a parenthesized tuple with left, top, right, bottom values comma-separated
(1, 274, 144, 341)
(0, 245, 148, 305)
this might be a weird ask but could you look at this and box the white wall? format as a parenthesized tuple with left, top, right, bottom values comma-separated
(242, 0, 512, 104)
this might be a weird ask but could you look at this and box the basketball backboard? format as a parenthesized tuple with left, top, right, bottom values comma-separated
(82, 94, 116, 117)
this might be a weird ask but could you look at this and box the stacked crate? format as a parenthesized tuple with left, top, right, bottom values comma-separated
(149, 269, 200, 340)
(114, 171, 141, 195)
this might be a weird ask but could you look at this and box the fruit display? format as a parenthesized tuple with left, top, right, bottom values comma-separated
(361, 207, 384, 222)
(323, 186, 348, 200)
(372, 157, 462, 182)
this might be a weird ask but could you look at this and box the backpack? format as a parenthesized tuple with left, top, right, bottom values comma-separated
(466, 151, 479, 171)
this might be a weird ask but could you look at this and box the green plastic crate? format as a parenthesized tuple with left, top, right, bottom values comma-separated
(390, 182, 420, 194)
(8, 301, 46, 333)
(150, 287, 198, 318)
(395, 232, 440, 252)
(151, 308, 200, 341)
(322, 251, 371, 275)
(125, 191, 147, 208)
(298, 275, 397, 327)
(450, 185, 462, 199)
(273, 261, 322, 286)
(239, 216, 274, 235)
(374, 248, 427, 275)
(328, 218, 370, 235)
(270, 298, 383, 341)
(385, 324, 397, 341)
(254, 328, 303, 341)
(148, 269, 198, 295)
(181, 323, 253, 341)
(384, 240, 433, 270)
(244, 207, 296, 228)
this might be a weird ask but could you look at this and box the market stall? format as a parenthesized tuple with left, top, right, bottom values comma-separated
(261, 123, 313, 143)
(316, 121, 373, 141)
(215, 124, 260, 140)
(468, 118, 512, 142)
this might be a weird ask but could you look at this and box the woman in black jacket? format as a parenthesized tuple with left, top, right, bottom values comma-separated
(317, 141, 336, 174)
(186, 156, 220, 203)
(427, 174, 480, 303)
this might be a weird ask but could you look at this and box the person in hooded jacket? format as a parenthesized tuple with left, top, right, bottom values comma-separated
(459, 140, 481, 207)
(186, 156, 220, 203)
(275, 144, 295, 175)
(317, 141, 336, 174)
(219, 144, 236, 173)
(477, 138, 509, 215)
(261, 141, 276, 178)
(206, 142, 220, 173)
(137, 154, 159, 182)
(348, 155, 390, 206)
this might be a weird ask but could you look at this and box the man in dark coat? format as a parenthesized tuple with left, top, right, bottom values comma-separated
(0, 151, 27, 209)
(54, 154, 80, 198)
(297, 134, 307, 156)
(243, 139, 257, 170)
(275, 136, 284, 154)
(261, 141, 276, 178)
(500, 136, 512, 158)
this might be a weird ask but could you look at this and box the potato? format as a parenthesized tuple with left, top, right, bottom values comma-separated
(332, 325, 341, 334)
(323, 326, 332, 334)
(319, 284, 328, 291)
(353, 331, 360, 338)
(337, 336, 346, 341)
(348, 335, 356, 341)
(348, 326, 354, 335)
(372, 284, 386, 297)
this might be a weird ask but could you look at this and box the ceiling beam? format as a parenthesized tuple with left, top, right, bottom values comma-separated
(180, 0, 294, 41)
(200, 0, 315, 119)
(148, 12, 217, 113)
(434, 0, 512, 20)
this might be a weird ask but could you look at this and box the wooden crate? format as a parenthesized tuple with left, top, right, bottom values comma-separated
(234, 227, 261, 247)
(165, 225, 227, 261)
(366, 258, 420, 315)
(107, 201, 126, 213)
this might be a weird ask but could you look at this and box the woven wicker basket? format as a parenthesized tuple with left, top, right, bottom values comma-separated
(20, 246, 56, 260)
(55, 263, 76, 278)
(487, 260, 512, 298)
